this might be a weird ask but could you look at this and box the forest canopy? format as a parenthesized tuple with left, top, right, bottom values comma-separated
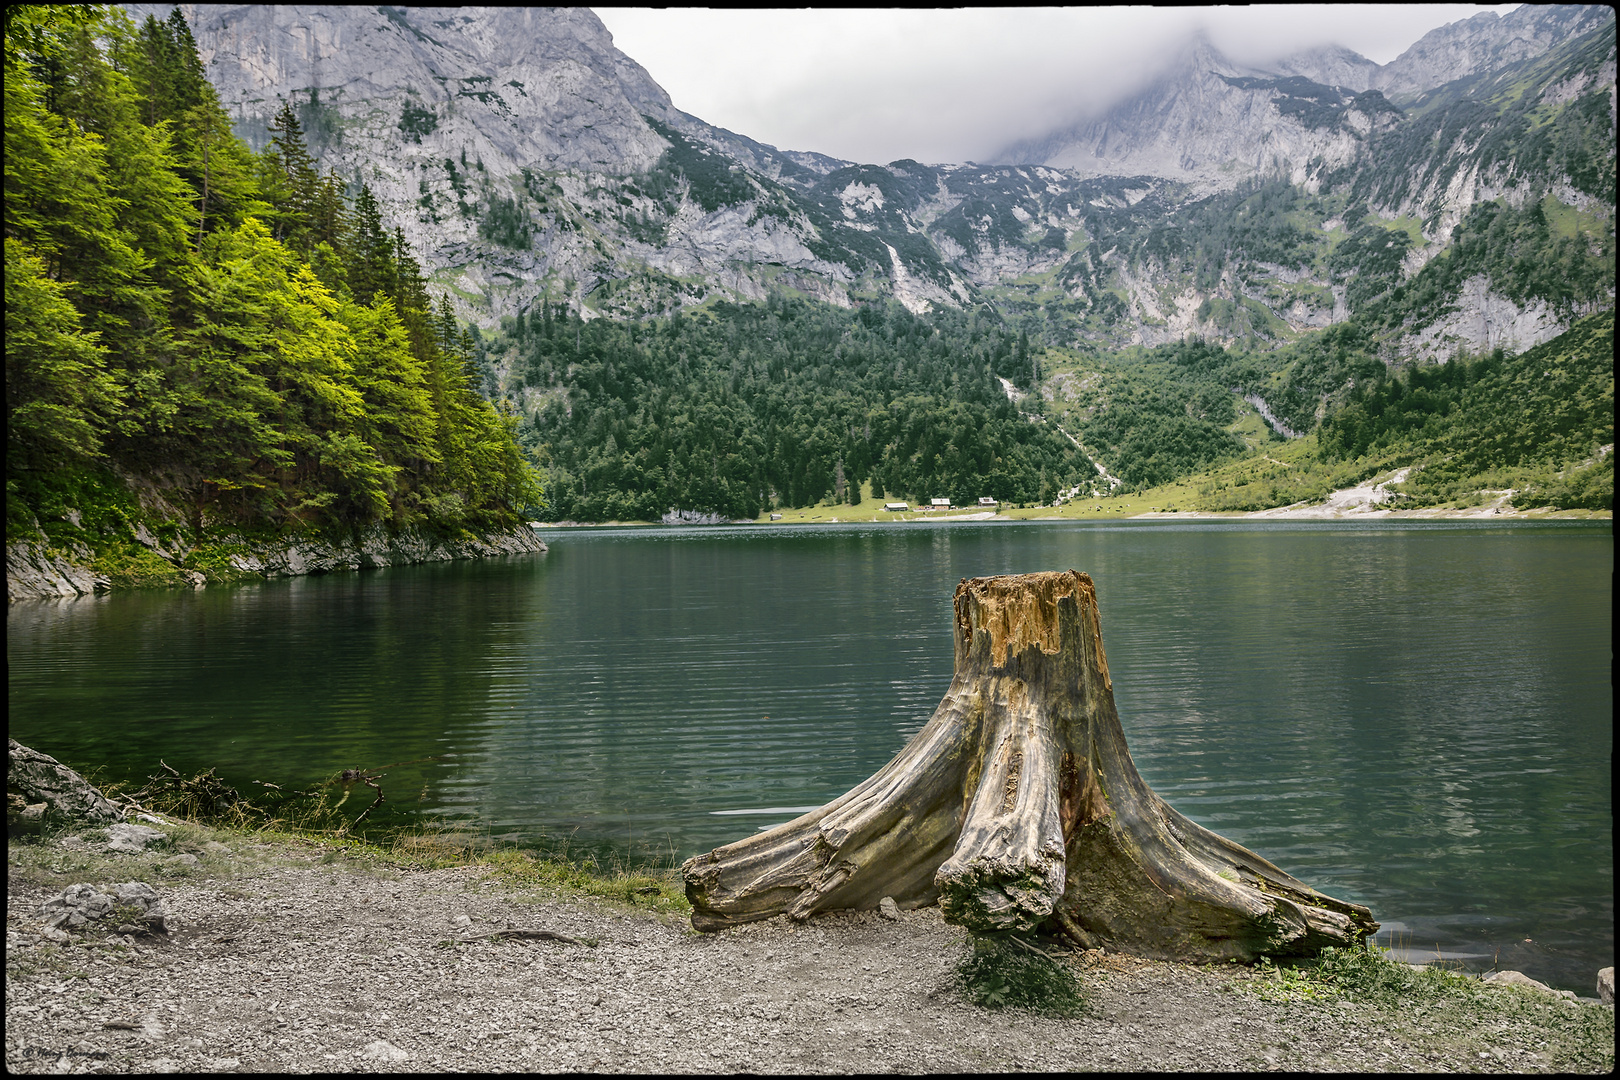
(5, 6, 543, 545)
(489, 296, 1095, 521)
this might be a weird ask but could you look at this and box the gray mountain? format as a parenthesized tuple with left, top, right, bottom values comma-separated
(1265, 44, 1380, 92)
(1373, 2, 1613, 101)
(994, 5, 1611, 183)
(126, 4, 883, 324)
(125, 4, 1610, 369)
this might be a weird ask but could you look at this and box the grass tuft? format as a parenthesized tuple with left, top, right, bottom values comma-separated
(955, 932, 1086, 1016)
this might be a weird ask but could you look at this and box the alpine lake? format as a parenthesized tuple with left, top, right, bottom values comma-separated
(8, 517, 1612, 995)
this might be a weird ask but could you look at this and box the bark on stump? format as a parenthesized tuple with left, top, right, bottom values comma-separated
(681, 570, 1378, 961)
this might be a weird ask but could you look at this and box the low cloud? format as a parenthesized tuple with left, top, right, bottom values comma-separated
(596, 5, 1520, 166)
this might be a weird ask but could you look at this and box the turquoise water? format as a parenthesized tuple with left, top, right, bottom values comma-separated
(8, 519, 1611, 992)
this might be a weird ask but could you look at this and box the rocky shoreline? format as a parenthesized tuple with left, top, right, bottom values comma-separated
(5, 525, 546, 604)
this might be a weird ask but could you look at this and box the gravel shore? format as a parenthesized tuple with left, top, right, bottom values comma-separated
(6, 832, 1613, 1074)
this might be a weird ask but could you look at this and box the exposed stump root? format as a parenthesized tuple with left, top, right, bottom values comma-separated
(681, 570, 1377, 962)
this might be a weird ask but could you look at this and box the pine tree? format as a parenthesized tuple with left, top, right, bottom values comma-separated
(261, 102, 319, 250)
(346, 184, 395, 303)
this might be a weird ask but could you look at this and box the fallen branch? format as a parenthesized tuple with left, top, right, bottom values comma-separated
(457, 928, 593, 945)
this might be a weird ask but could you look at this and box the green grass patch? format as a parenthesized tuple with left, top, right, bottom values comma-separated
(91, 540, 191, 589)
(69, 759, 695, 917)
(1224, 944, 1614, 1073)
(955, 932, 1086, 1016)
(179, 542, 263, 584)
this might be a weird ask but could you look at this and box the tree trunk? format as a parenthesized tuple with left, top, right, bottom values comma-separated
(681, 570, 1378, 962)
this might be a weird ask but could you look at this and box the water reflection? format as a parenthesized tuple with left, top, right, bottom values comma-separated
(7, 519, 1611, 993)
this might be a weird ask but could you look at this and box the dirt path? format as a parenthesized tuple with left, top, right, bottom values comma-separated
(6, 836, 1611, 1073)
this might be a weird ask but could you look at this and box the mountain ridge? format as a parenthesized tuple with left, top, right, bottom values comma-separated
(124, 3, 1612, 371)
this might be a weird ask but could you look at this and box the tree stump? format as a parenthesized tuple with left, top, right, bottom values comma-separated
(681, 570, 1378, 962)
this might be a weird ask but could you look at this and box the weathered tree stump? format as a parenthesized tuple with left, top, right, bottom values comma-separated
(682, 570, 1377, 961)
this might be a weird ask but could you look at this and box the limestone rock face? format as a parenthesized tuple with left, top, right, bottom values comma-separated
(127, 5, 867, 324)
(140, 5, 678, 171)
(1265, 44, 1381, 93)
(215, 523, 548, 579)
(5, 542, 107, 603)
(1398, 274, 1591, 364)
(6, 525, 547, 603)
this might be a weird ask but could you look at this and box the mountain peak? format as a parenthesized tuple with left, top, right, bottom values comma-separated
(1177, 28, 1252, 78)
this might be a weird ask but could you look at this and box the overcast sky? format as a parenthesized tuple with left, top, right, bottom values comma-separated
(594, 5, 1523, 166)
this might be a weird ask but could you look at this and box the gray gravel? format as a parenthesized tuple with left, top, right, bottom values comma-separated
(5, 840, 1610, 1073)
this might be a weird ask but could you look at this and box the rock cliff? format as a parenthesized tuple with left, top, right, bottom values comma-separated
(1373, 3, 1613, 102)
(126, 4, 871, 324)
(123, 4, 1611, 365)
(6, 525, 546, 603)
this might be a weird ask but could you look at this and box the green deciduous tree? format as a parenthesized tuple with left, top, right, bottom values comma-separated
(4, 239, 120, 469)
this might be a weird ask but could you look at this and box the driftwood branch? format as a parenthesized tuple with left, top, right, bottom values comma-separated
(682, 570, 1378, 963)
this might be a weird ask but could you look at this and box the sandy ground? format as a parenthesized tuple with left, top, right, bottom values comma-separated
(6, 835, 1612, 1074)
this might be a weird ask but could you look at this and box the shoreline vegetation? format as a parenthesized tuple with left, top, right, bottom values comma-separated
(6, 754, 1615, 1073)
(13, 489, 1602, 603)
(540, 473, 1611, 528)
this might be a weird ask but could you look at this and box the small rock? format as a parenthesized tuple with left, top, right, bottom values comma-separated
(1482, 970, 1557, 995)
(878, 897, 901, 921)
(202, 841, 230, 856)
(360, 1040, 410, 1063)
(451, 913, 472, 928)
(1598, 966, 1615, 1005)
(165, 853, 201, 870)
(106, 823, 167, 853)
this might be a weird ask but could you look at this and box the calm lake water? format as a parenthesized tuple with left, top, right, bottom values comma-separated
(8, 519, 1612, 993)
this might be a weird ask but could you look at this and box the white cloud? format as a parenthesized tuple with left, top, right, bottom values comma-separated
(594, 5, 1522, 166)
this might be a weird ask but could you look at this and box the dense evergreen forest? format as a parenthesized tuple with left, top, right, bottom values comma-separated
(5, 7, 543, 563)
(489, 298, 1091, 521)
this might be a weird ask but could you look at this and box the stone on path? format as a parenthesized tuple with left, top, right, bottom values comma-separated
(39, 881, 169, 935)
(361, 1040, 411, 1063)
(1599, 966, 1615, 1005)
(106, 822, 168, 853)
(1482, 970, 1558, 995)
(878, 897, 901, 921)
